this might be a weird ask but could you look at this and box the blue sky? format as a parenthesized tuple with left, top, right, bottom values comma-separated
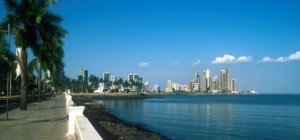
(1, 0, 300, 93)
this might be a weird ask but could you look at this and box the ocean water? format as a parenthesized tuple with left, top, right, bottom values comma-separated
(95, 94, 300, 140)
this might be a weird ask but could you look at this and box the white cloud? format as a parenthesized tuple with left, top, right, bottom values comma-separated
(192, 59, 201, 66)
(259, 51, 300, 63)
(237, 56, 252, 63)
(259, 57, 287, 63)
(260, 57, 273, 62)
(212, 54, 236, 64)
(139, 62, 149, 67)
(287, 51, 300, 61)
(276, 57, 287, 62)
(171, 62, 178, 66)
(212, 54, 252, 64)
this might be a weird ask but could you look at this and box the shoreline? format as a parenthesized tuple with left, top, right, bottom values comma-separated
(70, 92, 258, 99)
(72, 96, 169, 140)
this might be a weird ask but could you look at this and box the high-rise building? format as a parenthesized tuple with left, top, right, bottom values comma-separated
(226, 68, 232, 92)
(167, 80, 172, 89)
(102, 72, 111, 91)
(193, 72, 200, 83)
(110, 75, 117, 82)
(200, 71, 206, 92)
(172, 83, 180, 91)
(80, 69, 88, 84)
(193, 83, 201, 92)
(128, 73, 133, 81)
(188, 80, 193, 92)
(219, 70, 226, 92)
(165, 80, 173, 92)
(232, 78, 237, 92)
(205, 69, 211, 89)
(144, 82, 150, 92)
(103, 72, 110, 82)
(211, 76, 219, 91)
(133, 73, 139, 82)
(200, 69, 212, 92)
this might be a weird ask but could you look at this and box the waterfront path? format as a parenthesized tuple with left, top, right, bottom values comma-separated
(0, 95, 73, 140)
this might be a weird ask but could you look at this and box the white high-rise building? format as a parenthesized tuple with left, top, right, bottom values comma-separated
(219, 70, 226, 92)
(166, 80, 173, 92)
(226, 68, 232, 92)
(200, 69, 212, 92)
(144, 82, 150, 92)
(188, 80, 193, 92)
(110, 76, 117, 82)
(193, 72, 200, 83)
(211, 76, 219, 91)
(173, 83, 181, 91)
(200, 71, 206, 92)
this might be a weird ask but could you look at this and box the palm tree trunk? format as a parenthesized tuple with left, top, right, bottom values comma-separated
(17, 47, 28, 110)
(37, 69, 42, 102)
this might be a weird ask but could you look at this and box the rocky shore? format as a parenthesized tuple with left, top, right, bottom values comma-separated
(72, 96, 169, 140)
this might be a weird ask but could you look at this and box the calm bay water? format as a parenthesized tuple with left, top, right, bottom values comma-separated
(95, 94, 300, 140)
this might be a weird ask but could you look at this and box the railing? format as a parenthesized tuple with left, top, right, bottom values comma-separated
(65, 93, 102, 140)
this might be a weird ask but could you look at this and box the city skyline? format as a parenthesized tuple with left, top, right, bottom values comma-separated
(82, 68, 250, 94)
(1, 0, 300, 93)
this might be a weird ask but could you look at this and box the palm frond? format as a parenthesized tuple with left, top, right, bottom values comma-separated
(4, 0, 20, 13)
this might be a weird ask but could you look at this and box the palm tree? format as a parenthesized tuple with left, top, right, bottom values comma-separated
(2, 0, 65, 110)
(0, 32, 15, 95)
(77, 75, 83, 93)
(89, 75, 100, 91)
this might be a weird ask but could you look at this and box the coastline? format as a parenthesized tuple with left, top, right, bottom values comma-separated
(70, 92, 258, 99)
(72, 96, 169, 140)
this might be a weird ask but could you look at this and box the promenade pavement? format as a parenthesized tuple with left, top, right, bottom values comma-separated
(0, 95, 73, 140)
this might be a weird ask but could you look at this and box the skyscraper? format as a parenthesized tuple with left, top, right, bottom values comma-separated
(211, 76, 219, 91)
(200, 71, 206, 92)
(200, 69, 212, 92)
(219, 70, 226, 92)
(166, 80, 173, 92)
(232, 78, 238, 92)
(193, 72, 200, 83)
(226, 68, 232, 92)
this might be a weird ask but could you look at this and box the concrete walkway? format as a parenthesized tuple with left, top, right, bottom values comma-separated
(0, 95, 72, 140)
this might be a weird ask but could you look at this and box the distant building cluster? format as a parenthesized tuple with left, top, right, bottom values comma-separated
(191, 68, 238, 93)
(165, 80, 188, 92)
(166, 68, 238, 94)
(95, 72, 144, 93)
